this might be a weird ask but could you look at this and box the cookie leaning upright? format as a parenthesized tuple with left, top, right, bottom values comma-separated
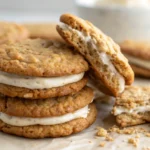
(0, 22, 29, 44)
(57, 14, 134, 96)
(0, 39, 88, 99)
(120, 40, 150, 78)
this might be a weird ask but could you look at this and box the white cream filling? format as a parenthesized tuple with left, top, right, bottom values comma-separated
(60, 23, 125, 93)
(99, 52, 125, 93)
(114, 105, 150, 116)
(0, 106, 89, 126)
(0, 71, 84, 90)
(125, 54, 150, 70)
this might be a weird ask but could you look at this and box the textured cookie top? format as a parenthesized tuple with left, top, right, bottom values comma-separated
(0, 86, 94, 118)
(24, 23, 63, 42)
(115, 86, 150, 108)
(0, 22, 29, 44)
(119, 40, 150, 60)
(57, 14, 134, 96)
(0, 39, 88, 77)
(116, 111, 150, 127)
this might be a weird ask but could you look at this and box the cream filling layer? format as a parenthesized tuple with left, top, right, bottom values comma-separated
(60, 23, 125, 93)
(99, 52, 125, 93)
(125, 54, 150, 70)
(0, 106, 89, 126)
(0, 71, 84, 90)
(114, 105, 150, 116)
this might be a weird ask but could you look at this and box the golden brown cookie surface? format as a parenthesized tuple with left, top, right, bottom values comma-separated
(57, 14, 134, 96)
(119, 40, 150, 60)
(131, 64, 150, 78)
(120, 40, 150, 78)
(116, 112, 150, 127)
(114, 86, 150, 108)
(0, 104, 97, 138)
(24, 23, 63, 42)
(0, 22, 29, 44)
(0, 86, 94, 117)
(112, 86, 150, 127)
(0, 39, 88, 77)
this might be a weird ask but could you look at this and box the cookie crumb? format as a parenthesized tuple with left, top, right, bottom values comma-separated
(108, 126, 137, 134)
(135, 134, 140, 138)
(145, 133, 150, 137)
(99, 142, 105, 147)
(105, 135, 114, 142)
(143, 148, 150, 150)
(96, 127, 108, 137)
(128, 137, 139, 147)
(108, 126, 149, 135)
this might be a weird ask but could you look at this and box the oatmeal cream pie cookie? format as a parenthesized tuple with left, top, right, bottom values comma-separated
(24, 23, 63, 42)
(0, 22, 29, 44)
(0, 86, 97, 138)
(57, 14, 134, 96)
(112, 86, 150, 127)
(0, 39, 88, 99)
(120, 40, 150, 78)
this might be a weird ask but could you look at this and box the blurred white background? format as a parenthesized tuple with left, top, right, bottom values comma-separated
(0, 0, 75, 22)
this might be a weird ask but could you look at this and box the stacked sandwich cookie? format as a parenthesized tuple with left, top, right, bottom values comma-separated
(120, 40, 150, 78)
(112, 86, 150, 127)
(0, 14, 135, 138)
(0, 39, 97, 138)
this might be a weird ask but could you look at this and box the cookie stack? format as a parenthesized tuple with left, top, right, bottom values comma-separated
(0, 14, 135, 138)
(0, 38, 97, 138)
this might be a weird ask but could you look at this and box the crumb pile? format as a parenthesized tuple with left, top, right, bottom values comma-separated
(96, 125, 150, 148)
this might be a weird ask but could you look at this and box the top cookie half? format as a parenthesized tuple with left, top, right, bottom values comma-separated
(57, 14, 134, 96)
(0, 38, 88, 77)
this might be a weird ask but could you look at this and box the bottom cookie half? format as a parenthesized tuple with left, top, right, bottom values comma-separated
(116, 112, 150, 127)
(0, 77, 87, 99)
(0, 103, 97, 138)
